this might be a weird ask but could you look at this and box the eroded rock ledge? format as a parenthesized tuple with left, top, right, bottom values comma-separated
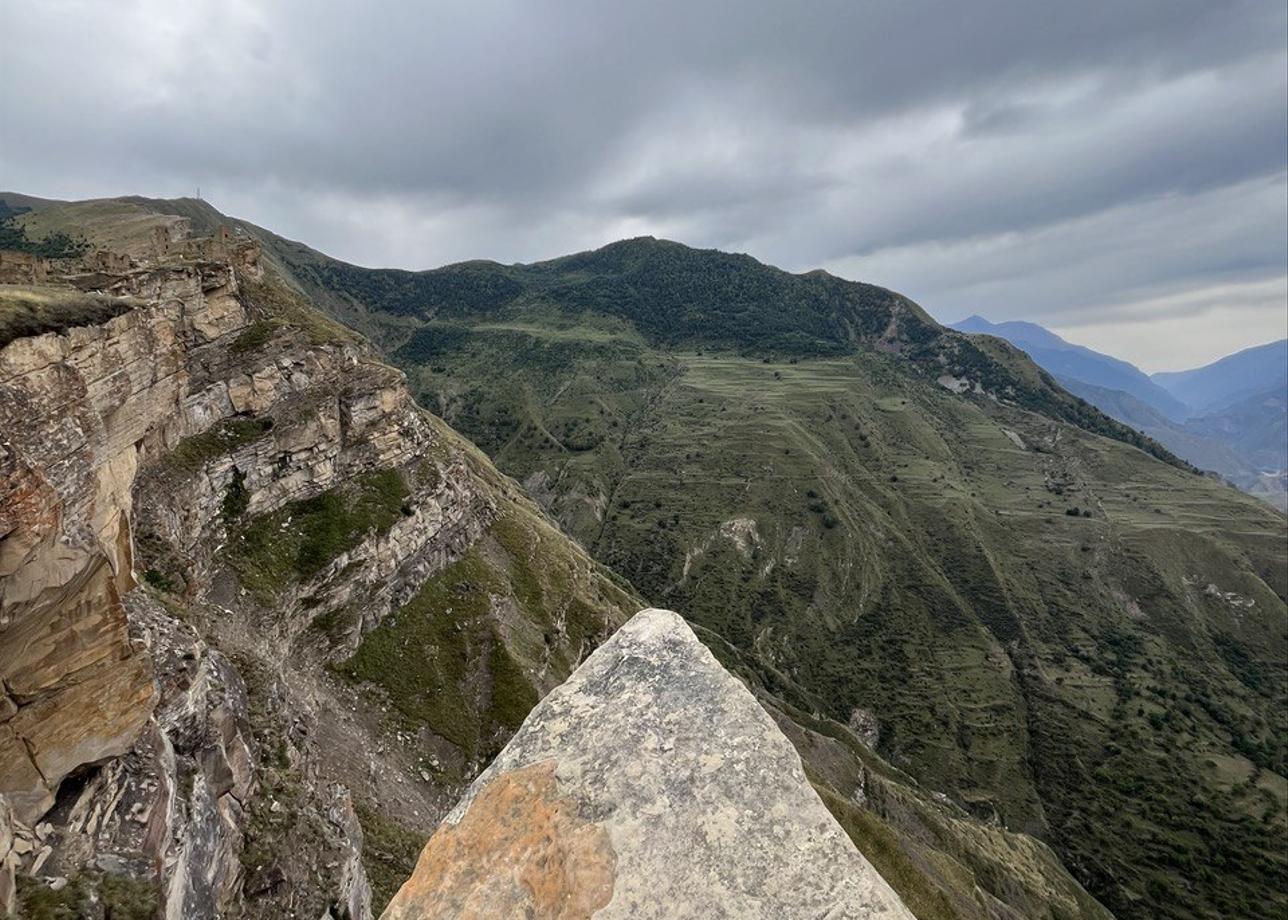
(383, 607, 913, 920)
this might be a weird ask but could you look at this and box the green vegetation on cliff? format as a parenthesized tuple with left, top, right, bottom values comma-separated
(226, 469, 409, 600)
(0, 209, 88, 258)
(0, 284, 131, 347)
(340, 503, 637, 763)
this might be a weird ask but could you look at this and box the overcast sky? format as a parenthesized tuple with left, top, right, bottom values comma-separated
(2, 1, 1285, 370)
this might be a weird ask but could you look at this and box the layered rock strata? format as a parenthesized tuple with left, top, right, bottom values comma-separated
(0, 260, 252, 822)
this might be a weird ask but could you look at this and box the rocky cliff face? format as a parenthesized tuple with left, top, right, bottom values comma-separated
(0, 258, 253, 825)
(383, 607, 914, 920)
(0, 234, 638, 917)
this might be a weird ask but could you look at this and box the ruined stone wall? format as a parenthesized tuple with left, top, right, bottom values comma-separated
(0, 251, 47, 284)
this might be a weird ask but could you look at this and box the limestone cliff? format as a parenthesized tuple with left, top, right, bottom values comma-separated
(382, 607, 914, 920)
(0, 258, 254, 824)
(0, 232, 638, 918)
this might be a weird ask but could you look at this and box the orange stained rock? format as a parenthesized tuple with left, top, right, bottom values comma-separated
(382, 759, 616, 920)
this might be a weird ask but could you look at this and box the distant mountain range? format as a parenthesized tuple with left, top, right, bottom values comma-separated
(951, 316, 1287, 509)
(951, 316, 1192, 421)
(1153, 339, 1288, 415)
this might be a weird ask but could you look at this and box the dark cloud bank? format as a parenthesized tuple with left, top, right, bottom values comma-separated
(2, 0, 1285, 369)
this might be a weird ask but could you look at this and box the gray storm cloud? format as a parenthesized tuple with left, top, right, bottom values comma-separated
(1, 0, 1284, 368)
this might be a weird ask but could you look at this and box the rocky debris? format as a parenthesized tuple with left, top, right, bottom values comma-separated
(847, 707, 881, 750)
(1, 592, 255, 919)
(1001, 428, 1027, 450)
(382, 608, 914, 920)
(717, 516, 759, 558)
(326, 786, 375, 920)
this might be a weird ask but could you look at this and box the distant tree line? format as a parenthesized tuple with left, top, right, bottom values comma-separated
(0, 208, 89, 259)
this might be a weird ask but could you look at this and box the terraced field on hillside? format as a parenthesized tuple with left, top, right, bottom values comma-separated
(370, 299, 1286, 920)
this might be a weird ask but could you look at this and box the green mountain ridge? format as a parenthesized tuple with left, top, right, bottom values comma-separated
(292, 234, 1193, 473)
(5, 194, 1287, 919)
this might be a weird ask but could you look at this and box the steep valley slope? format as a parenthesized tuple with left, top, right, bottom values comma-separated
(232, 228, 1288, 920)
(0, 197, 1131, 920)
(0, 222, 640, 918)
(948, 317, 1288, 511)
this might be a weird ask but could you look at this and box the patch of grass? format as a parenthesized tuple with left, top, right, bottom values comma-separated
(242, 276, 357, 347)
(816, 787, 972, 920)
(354, 803, 426, 915)
(222, 466, 250, 522)
(16, 871, 156, 920)
(168, 416, 275, 471)
(340, 550, 498, 751)
(16, 875, 88, 920)
(308, 604, 357, 644)
(489, 512, 546, 613)
(230, 319, 277, 353)
(486, 639, 539, 731)
(0, 285, 132, 347)
(97, 873, 158, 920)
(134, 528, 192, 601)
(142, 568, 176, 592)
(338, 505, 637, 759)
(226, 468, 408, 600)
(0, 215, 88, 258)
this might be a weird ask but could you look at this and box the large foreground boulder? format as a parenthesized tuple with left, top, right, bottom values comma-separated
(382, 607, 913, 919)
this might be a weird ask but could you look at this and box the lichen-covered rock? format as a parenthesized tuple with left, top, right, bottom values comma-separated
(382, 608, 914, 920)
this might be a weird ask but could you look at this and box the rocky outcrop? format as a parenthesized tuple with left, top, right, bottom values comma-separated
(0, 240, 492, 831)
(0, 259, 253, 823)
(0, 255, 453, 915)
(17, 592, 255, 919)
(382, 608, 914, 920)
(130, 301, 497, 651)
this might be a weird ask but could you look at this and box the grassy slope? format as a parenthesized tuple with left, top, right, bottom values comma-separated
(255, 238, 1288, 920)
(0, 284, 134, 346)
(19, 195, 1287, 919)
(1059, 376, 1288, 511)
